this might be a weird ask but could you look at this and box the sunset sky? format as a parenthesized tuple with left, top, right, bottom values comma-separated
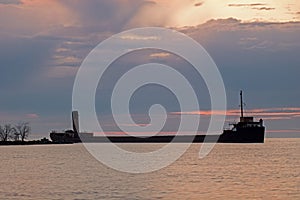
(0, 0, 299, 138)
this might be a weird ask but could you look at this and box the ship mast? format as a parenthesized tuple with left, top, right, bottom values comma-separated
(240, 90, 244, 118)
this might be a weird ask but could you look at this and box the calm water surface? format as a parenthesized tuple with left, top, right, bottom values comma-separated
(0, 139, 299, 199)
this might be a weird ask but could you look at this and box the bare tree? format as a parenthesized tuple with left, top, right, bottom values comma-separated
(14, 122, 31, 142)
(0, 124, 15, 142)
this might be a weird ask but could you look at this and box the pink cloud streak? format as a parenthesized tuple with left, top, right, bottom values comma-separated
(171, 107, 300, 120)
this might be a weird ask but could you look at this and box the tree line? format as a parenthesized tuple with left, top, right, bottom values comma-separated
(0, 122, 30, 142)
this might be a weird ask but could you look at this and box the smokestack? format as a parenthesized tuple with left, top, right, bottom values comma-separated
(72, 111, 79, 133)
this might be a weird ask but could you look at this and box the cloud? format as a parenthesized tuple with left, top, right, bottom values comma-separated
(194, 2, 204, 7)
(171, 107, 300, 121)
(239, 37, 258, 45)
(0, 0, 22, 5)
(226, 3, 276, 14)
(0, 0, 76, 36)
(53, 55, 82, 67)
(252, 7, 275, 11)
(196, 18, 300, 31)
(46, 66, 78, 78)
(227, 3, 275, 11)
(0, 112, 39, 122)
(149, 52, 171, 58)
(228, 3, 267, 7)
(124, 0, 211, 27)
(119, 123, 151, 127)
(119, 34, 160, 41)
(25, 113, 39, 119)
(60, 0, 154, 31)
(245, 40, 273, 50)
(181, 18, 300, 52)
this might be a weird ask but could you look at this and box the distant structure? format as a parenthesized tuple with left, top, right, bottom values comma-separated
(50, 111, 81, 143)
(72, 111, 79, 134)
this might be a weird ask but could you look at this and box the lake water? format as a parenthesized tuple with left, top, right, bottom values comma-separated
(0, 139, 299, 199)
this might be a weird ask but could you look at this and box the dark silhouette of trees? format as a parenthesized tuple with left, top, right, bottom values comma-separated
(14, 122, 31, 142)
(0, 124, 15, 141)
(0, 122, 31, 142)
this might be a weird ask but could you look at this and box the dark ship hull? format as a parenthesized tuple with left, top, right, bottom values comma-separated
(51, 127, 265, 143)
(50, 91, 265, 144)
(77, 125, 265, 143)
(50, 120, 265, 144)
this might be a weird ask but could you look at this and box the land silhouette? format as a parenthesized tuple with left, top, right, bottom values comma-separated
(0, 122, 51, 145)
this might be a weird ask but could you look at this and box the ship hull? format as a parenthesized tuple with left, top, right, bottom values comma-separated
(80, 126, 265, 143)
(79, 133, 265, 143)
(219, 127, 265, 143)
(50, 126, 265, 143)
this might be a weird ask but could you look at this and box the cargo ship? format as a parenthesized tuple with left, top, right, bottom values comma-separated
(50, 91, 265, 143)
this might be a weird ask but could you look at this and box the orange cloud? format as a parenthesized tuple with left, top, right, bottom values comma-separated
(228, 3, 267, 7)
(194, 2, 204, 7)
(171, 107, 300, 120)
(149, 52, 171, 58)
(0, 0, 76, 36)
(25, 113, 39, 119)
(120, 34, 160, 41)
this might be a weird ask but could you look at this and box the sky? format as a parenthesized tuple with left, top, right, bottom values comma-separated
(0, 0, 300, 138)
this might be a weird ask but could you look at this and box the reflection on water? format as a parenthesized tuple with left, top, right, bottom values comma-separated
(0, 139, 299, 199)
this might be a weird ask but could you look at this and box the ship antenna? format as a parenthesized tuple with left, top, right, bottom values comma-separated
(240, 90, 244, 118)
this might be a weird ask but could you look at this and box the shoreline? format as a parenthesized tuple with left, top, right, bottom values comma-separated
(0, 140, 73, 146)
